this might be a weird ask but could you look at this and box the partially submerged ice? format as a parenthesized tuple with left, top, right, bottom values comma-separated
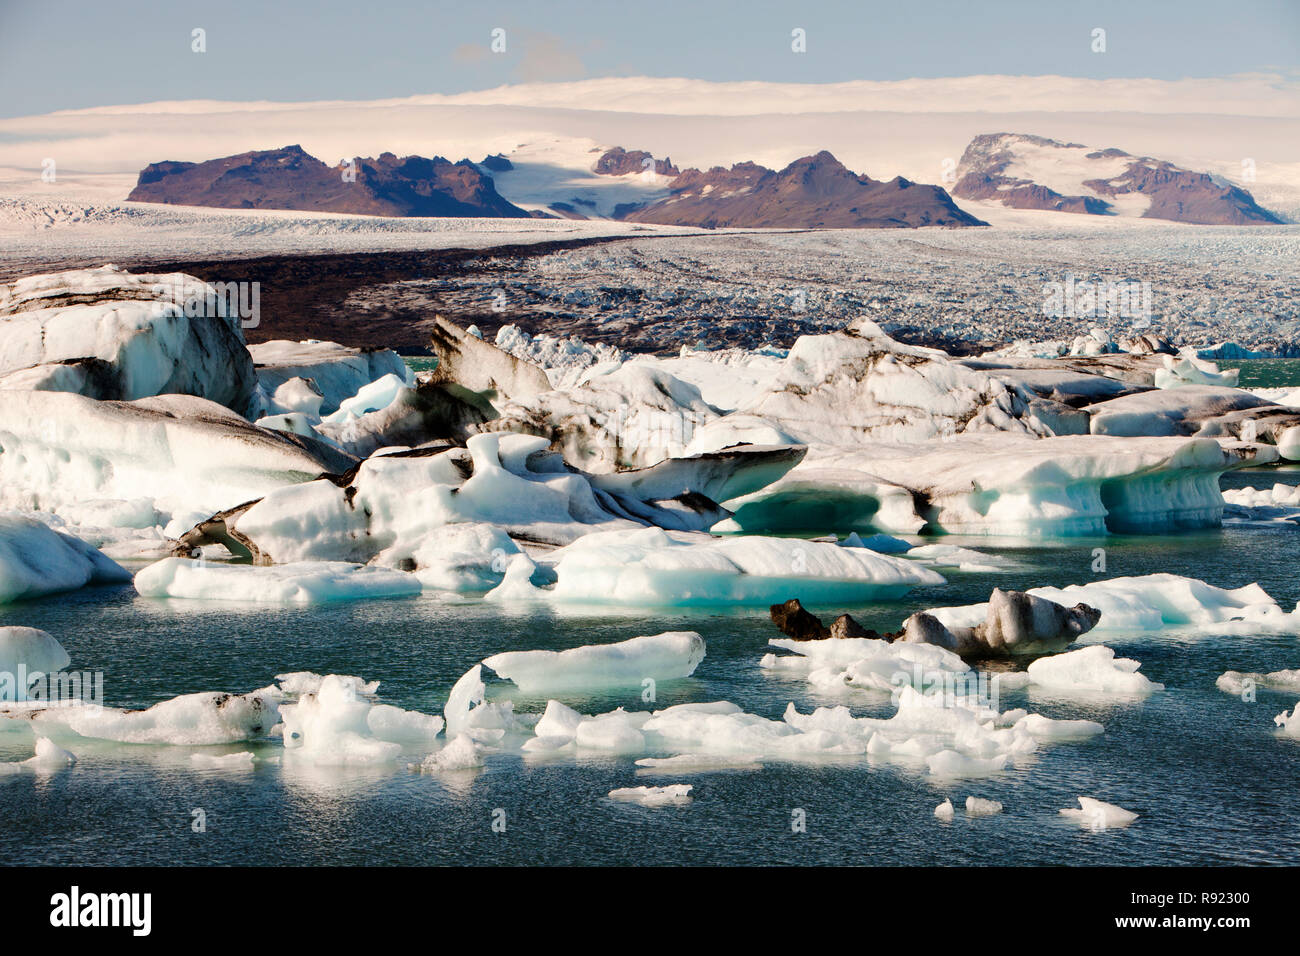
(0, 515, 130, 603)
(544, 528, 944, 607)
(483, 631, 706, 694)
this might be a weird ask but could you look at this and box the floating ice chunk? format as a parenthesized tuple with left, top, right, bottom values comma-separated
(30, 688, 281, 745)
(249, 340, 412, 417)
(279, 674, 443, 765)
(761, 634, 971, 694)
(548, 527, 944, 607)
(1060, 796, 1138, 829)
(906, 543, 1009, 573)
(0, 266, 258, 414)
(1026, 645, 1163, 696)
(134, 558, 421, 604)
(191, 751, 255, 770)
(934, 798, 955, 821)
(409, 523, 521, 592)
(634, 753, 762, 774)
(1274, 704, 1300, 738)
(929, 573, 1296, 635)
(608, 784, 693, 806)
(419, 733, 484, 771)
(0, 515, 130, 603)
(841, 531, 912, 553)
(926, 750, 1009, 777)
(0, 627, 70, 699)
(1013, 713, 1104, 739)
(275, 672, 379, 698)
(575, 709, 649, 754)
(321, 373, 409, 425)
(443, 664, 519, 741)
(1153, 351, 1239, 389)
(533, 700, 585, 740)
(965, 796, 1003, 817)
(1217, 669, 1300, 696)
(483, 631, 705, 694)
(0, 736, 76, 775)
(484, 553, 546, 602)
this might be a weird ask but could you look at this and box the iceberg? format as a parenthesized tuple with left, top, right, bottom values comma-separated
(1059, 796, 1138, 829)
(545, 527, 944, 606)
(0, 737, 76, 775)
(1025, 645, 1163, 696)
(0, 265, 258, 416)
(0, 627, 70, 699)
(27, 688, 282, 746)
(719, 435, 1269, 537)
(0, 391, 352, 529)
(249, 339, 412, 416)
(608, 784, 693, 806)
(484, 631, 705, 693)
(133, 557, 421, 604)
(0, 515, 130, 603)
(965, 796, 1003, 817)
(927, 573, 1299, 634)
(279, 673, 444, 766)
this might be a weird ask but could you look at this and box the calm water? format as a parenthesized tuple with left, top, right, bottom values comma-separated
(3, 466, 1300, 866)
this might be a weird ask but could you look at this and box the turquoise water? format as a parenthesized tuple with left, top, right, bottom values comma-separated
(4, 464, 1300, 866)
(1223, 358, 1300, 389)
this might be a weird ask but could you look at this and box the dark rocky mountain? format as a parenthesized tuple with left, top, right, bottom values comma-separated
(953, 133, 1282, 225)
(593, 147, 680, 177)
(128, 145, 530, 218)
(618, 151, 986, 228)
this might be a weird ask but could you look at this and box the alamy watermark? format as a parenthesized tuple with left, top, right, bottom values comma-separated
(1, 666, 103, 708)
(151, 278, 261, 329)
(1042, 273, 1151, 323)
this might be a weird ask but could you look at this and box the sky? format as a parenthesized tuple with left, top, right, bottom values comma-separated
(0, 0, 1296, 118)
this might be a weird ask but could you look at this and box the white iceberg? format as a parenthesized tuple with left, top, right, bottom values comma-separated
(0, 265, 258, 416)
(608, 784, 693, 806)
(483, 631, 706, 694)
(1059, 796, 1138, 829)
(546, 527, 944, 606)
(0, 516, 130, 603)
(1025, 645, 1163, 696)
(133, 557, 421, 604)
(280, 673, 444, 766)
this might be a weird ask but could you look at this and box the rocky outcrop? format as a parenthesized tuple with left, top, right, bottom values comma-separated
(953, 133, 1282, 224)
(128, 145, 530, 218)
(593, 147, 679, 177)
(620, 151, 986, 228)
(770, 598, 876, 641)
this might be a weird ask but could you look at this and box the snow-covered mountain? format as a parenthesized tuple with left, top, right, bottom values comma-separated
(953, 133, 1282, 225)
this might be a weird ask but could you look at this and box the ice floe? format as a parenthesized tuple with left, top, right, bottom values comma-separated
(1059, 796, 1138, 829)
(1023, 646, 1163, 696)
(927, 573, 1300, 635)
(134, 557, 421, 604)
(483, 631, 705, 694)
(0, 516, 130, 603)
(0, 737, 76, 775)
(545, 528, 944, 607)
(608, 784, 693, 806)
